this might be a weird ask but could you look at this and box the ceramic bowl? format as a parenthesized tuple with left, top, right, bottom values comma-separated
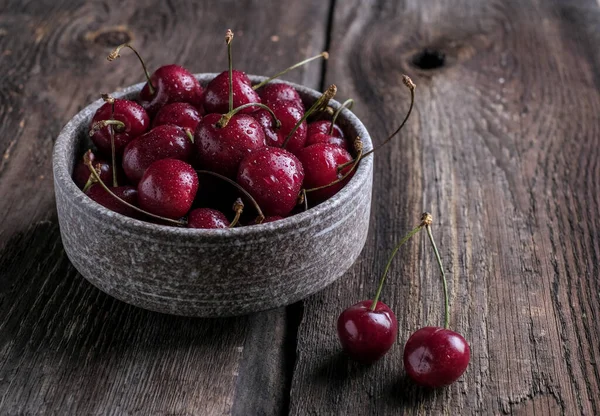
(52, 74, 373, 317)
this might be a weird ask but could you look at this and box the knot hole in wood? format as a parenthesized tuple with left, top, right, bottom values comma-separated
(85, 26, 133, 47)
(411, 48, 446, 70)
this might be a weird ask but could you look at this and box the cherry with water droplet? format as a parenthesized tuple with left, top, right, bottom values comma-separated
(137, 159, 199, 219)
(86, 184, 139, 219)
(123, 124, 194, 184)
(237, 147, 304, 217)
(152, 102, 203, 133)
(187, 208, 230, 229)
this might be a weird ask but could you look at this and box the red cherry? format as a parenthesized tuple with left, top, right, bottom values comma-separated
(257, 82, 304, 110)
(187, 208, 230, 229)
(305, 132, 349, 151)
(237, 147, 304, 217)
(296, 143, 354, 203)
(337, 300, 398, 363)
(203, 70, 261, 115)
(152, 102, 203, 133)
(73, 152, 113, 189)
(89, 99, 150, 157)
(86, 185, 139, 219)
(307, 120, 344, 139)
(403, 327, 470, 388)
(252, 102, 307, 154)
(137, 159, 198, 219)
(122, 125, 194, 184)
(195, 113, 266, 178)
(139, 64, 203, 116)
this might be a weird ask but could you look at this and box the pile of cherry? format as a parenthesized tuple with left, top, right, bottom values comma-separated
(74, 30, 362, 228)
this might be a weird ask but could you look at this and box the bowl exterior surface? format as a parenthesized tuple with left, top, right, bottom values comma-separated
(53, 75, 373, 317)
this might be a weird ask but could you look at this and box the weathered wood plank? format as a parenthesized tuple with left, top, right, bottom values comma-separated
(0, 0, 330, 414)
(289, 0, 600, 414)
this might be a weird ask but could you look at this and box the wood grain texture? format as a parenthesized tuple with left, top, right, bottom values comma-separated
(289, 0, 600, 415)
(0, 0, 329, 414)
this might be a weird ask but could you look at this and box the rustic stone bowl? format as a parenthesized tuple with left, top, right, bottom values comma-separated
(53, 74, 373, 317)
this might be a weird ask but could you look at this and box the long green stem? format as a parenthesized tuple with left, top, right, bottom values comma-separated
(217, 103, 281, 129)
(103, 95, 118, 187)
(329, 98, 354, 135)
(107, 44, 155, 95)
(337, 75, 415, 171)
(226, 29, 234, 113)
(282, 85, 337, 149)
(252, 52, 329, 90)
(370, 222, 425, 311)
(425, 222, 450, 329)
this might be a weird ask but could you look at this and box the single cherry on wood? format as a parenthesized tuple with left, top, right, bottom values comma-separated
(403, 214, 470, 387)
(108, 44, 203, 115)
(337, 215, 428, 363)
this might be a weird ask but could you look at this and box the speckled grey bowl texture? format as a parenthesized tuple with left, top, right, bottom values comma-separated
(53, 74, 373, 317)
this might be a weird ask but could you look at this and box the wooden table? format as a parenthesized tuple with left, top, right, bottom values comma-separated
(1, 0, 599, 414)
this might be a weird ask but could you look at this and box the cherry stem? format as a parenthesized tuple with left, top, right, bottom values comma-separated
(252, 51, 329, 90)
(424, 218, 450, 329)
(185, 129, 194, 143)
(217, 103, 281, 129)
(229, 198, 244, 228)
(304, 137, 363, 194)
(107, 44, 155, 95)
(83, 151, 185, 226)
(337, 75, 415, 171)
(196, 170, 265, 224)
(82, 175, 95, 193)
(283, 84, 337, 149)
(101, 94, 119, 187)
(370, 213, 430, 311)
(225, 29, 234, 113)
(329, 98, 354, 135)
(89, 120, 125, 137)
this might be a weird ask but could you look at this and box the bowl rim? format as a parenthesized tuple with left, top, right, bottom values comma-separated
(53, 73, 373, 238)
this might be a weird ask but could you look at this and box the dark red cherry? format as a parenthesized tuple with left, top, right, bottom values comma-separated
(337, 300, 398, 363)
(403, 327, 470, 388)
(187, 208, 230, 229)
(122, 125, 194, 184)
(86, 185, 139, 219)
(307, 120, 344, 139)
(296, 143, 354, 203)
(73, 152, 113, 189)
(305, 132, 349, 151)
(152, 102, 203, 133)
(203, 70, 261, 115)
(139, 64, 203, 116)
(195, 113, 266, 178)
(89, 99, 150, 157)
(257, 82, 304, 110)
(137, 159, 198, 219)
(252, 102, 307, 154)
(237, 147, 304, 217)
